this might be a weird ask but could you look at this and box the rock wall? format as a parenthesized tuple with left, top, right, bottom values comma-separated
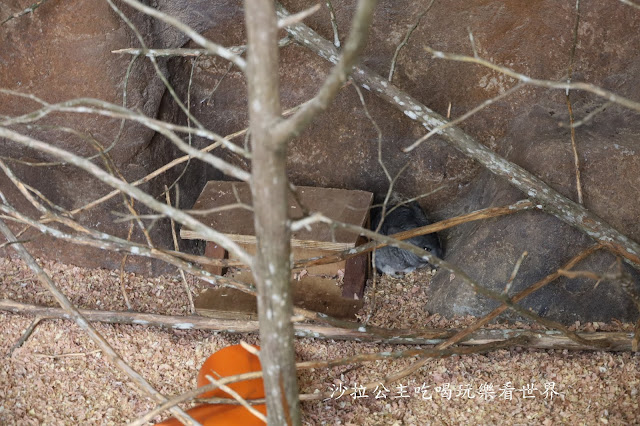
(1, 0, 638, 321)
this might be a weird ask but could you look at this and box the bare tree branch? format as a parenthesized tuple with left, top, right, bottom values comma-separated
(503, 250, 528, 295)
(425, 47, 640, 113)
(3, 299, 633, 352)
(388, 0, 435, 82)
(112, 47, 242, 57)
(116, 0, 246, 70)
(202, 373, 267, 423)
(436, 244, 603, 351)
(276, 13, 640, 269)
(244, 4, 379, 422)
(111, 36, 292, 59)
(0, 126, 252, 265)
(0, 93, 307, 218)
(244, 1, 299, 423)
(0, 93, 251, 177)
(324, 1, 341, 47)
(294, 200, 535, 269)
(106, 0, 209, 139)
(0, 197, 254, 293)
(165, 186, 195, 314)
(67, 101, 304, 217)
(8, 315, 44, 356)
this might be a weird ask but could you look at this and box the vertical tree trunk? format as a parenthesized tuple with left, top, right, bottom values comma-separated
(244, 2, 300, 424)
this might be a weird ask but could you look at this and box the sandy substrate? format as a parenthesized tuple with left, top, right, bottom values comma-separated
(1, 255, 639, 425)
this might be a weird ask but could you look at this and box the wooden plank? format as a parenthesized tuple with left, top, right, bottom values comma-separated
(196, 270, 363, 320)
(204, 242, 227, 276)
(180, 181, 373, 251)
(194, 286, 258, 321)
(227, 243, 346, 276)
(342, 236, 369, 301)
(181, 232, 355, 251)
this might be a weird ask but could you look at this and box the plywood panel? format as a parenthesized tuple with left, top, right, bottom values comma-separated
(180, 181, 373, 251)
(195, 270, 363, 320)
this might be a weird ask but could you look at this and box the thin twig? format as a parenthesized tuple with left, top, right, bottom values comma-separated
(119, 227, 134, 310)
(1, 0, 48, 25)
(116, 0, 246, 70)
(162, 55, 198, 196)
(560, 101, 613, 129)
(107, 0, 214, 151)
(325, 1, 341, 47)
(351, 81, 385, 319)
(273, 1, 379, 142)
(8, 316, 44, 356)
(34, 349, 102, 359)
(424, 47, 640, 114)
(165, 186, 195, 314)
(202, 62, 234, 106)
(277, 3, 321, 29)
(203, 374, 267, 423)
(0, 159, 49, 215)
(388, 0, 435, 82)
(130, 370, 267, 426)
(404, 83, 523, 152)
(557, 269, 622, 281)
(503, 251, 528, 295)
(294, 200, 536, 269)
(435, 244, 602, 351)
(566, 0, 583, 204)
(468, 28, 478, 58)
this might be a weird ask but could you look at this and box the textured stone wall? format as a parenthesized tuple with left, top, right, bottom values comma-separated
(1, 0, 638, 321)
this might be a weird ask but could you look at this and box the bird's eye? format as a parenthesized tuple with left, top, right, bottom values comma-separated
(424, 247, 432, 252)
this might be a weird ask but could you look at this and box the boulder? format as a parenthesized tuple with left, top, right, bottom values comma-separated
(0, 0, 197, 274)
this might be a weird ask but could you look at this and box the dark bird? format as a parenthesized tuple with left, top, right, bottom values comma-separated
(371, 202, 442, 277)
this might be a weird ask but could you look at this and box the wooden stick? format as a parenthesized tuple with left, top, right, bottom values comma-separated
(1, 299, 634, 351)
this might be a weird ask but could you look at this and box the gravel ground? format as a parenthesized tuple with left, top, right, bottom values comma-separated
(1, 256, 638, 425)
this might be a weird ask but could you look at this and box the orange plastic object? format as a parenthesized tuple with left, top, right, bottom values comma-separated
(154, 403, 267, 426)
(154, 344, 266, 426)
(197, 344, 265, 400)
